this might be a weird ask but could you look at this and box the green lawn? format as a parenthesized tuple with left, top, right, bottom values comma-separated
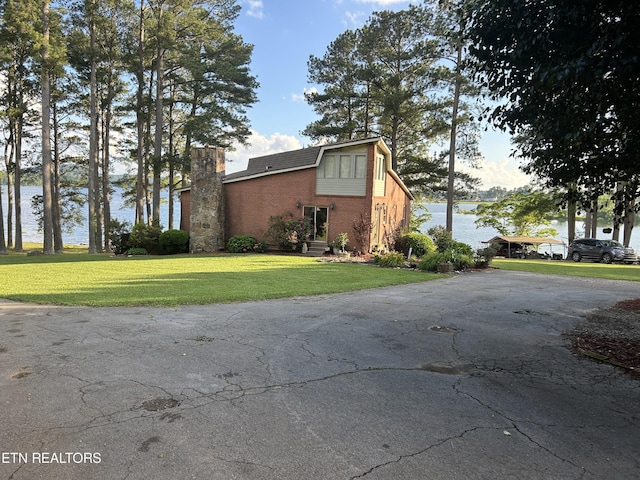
(2, 247, 638, 307)
(0, 252, 438, 306)
(492, 258, 640, 282)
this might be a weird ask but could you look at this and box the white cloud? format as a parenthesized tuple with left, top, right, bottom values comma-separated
(344, 10, 366, 27)
(460, 157, 531, 190)
(354, 0, 416, 5)
(225, 131, 303, 173)
(291, 87, 318, 103)
(244, 0, 264, 19)
(343, 1, 418, 28)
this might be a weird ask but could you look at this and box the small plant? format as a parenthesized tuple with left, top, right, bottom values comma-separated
(159, 229, 189, 254)
(332, 232, 349, 252)
(376, 251, 405, 268)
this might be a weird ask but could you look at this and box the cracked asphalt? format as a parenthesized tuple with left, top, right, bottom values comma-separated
(1, 269, 639, 480)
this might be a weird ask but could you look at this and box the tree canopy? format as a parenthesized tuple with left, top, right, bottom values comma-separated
(474, 189, 562, 237)
(304, 3, 482, 198)
(0, 0, 258, 252)
(468, 0, 640, 204)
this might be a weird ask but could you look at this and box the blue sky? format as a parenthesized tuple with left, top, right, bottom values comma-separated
(226, 0, 531, 189)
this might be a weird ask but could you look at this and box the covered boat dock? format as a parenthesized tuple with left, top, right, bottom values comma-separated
(484, 235, 566, 260)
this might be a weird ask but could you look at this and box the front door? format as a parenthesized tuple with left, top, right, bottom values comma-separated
(303, 206, 328, 242)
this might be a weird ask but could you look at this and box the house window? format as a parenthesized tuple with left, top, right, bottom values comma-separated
(323, 155, 336, 178)
(318, 152, 368, 179)
(375, 155, 386, 181)
(339, 155, 351, 178)
(354, 155, 366, 179)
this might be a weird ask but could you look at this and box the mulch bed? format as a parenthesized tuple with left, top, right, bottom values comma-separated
(571, 298, 640, 377)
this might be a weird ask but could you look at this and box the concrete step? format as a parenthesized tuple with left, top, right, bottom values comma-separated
(305, 241, 328, 257)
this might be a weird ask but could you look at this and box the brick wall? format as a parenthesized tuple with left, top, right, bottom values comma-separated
(181, 142, 412, 253)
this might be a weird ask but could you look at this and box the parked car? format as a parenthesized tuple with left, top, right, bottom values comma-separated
(568, 238, 638, 264)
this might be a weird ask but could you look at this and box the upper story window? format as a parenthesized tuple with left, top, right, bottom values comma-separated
(318, 153, 367, 179)
(323, 156, 336, 178)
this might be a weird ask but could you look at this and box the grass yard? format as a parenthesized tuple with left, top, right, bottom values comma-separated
(1, 244, 638, 307)
(0, 252, 437, 306)
(492, 258, 640, 282)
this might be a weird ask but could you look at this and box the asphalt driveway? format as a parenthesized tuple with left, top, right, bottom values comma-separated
(1, 269, 639, 479)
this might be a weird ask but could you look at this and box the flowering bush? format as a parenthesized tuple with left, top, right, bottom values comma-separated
(266, 214, 313, 251)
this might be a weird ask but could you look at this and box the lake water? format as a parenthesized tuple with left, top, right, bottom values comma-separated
(420, 203, 640, 254)
(3, 186, 639, 253)
(1, 185, 179, 246)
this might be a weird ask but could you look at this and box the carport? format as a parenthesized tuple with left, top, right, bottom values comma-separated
(484, 235, 566, 259)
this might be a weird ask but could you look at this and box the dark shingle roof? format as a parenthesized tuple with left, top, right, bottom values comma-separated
(224, 145, 322, 182)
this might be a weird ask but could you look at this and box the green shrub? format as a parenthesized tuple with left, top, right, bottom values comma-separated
(394, 232, 434, 258)
(108, 219, 131, 255)
(376, 251, 406, 268)
(159, 229, 189, 254)
(474, 245, 498, 269)
(127, 247, 148, 256)
(227, 235, 265, 253)
(418, 252, 446, 272)
(450, 240, 474, 257)
(129, 222, 163, 254)
(418, 250, 472, 272)
(452, 253, 473, 271)
(428, 225, 453, 253)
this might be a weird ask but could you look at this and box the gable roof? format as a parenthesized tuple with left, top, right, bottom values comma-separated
(485, 235, 565, 246)
(224, 145, 322, 182)
(223, 137, 389, 183)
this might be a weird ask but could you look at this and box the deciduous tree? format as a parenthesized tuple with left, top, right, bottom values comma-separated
(468, 0, 640, 245)
(474, 189, 562, 237)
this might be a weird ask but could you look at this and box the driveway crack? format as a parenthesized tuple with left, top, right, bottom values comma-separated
(349, 427, 484, 479)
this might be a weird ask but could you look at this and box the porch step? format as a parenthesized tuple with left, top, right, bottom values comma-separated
(306, 241, 328, 257)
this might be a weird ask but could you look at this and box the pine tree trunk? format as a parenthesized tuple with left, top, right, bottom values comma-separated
(153, 46, 163, 225)
(87, 2, 98, 253)
(446, 41, 463, 234)
(41, 0, 54, 254)
(135, 0, 146, 225)
(14, 114, 23, 251)
(0, 185, 6, 254)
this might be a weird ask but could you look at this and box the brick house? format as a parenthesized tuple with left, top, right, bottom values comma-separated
(179, 137, 413, 253)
